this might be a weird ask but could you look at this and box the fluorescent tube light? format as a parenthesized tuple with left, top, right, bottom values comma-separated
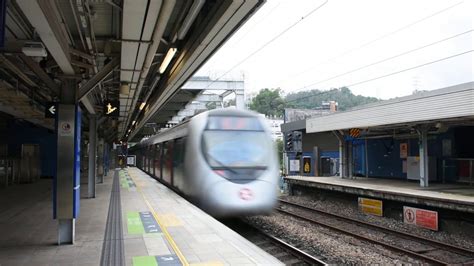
(159, 48, 177, 74)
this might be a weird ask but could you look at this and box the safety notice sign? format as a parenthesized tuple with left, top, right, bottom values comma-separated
(358, 197, 383, 216)
(59, 121, 73, 137)
(403, 206, 438, 231)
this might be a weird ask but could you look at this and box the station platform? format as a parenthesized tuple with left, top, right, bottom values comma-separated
(0, 168, 282, 265)
(285, 175, 474, 213)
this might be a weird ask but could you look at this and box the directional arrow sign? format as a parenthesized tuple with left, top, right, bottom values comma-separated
(103, 101, 119, 117)
(45, 102, 57, 118)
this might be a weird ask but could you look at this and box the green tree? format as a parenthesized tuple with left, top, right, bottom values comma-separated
(275, 138, 283, 170)
(285, 87, 378, 111)
(249, 88, 285, 117)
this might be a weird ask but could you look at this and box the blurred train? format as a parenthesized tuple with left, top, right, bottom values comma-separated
(129, 108, 279, 217)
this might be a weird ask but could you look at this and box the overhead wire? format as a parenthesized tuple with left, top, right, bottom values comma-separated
(284, 49, 474, 104)
(276, 1, 464, 89)
(196, 1, 468, 111)
(345, 49, 473, 88)
(301, 29, 473, 89)
(202, 0, 329, 90)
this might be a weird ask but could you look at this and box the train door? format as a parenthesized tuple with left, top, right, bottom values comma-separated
(173, 138, 186, 189)
(147, 146, 152, 173)
(162, 141, 173, 184)
(151, 145, 155, 177)
(155, 144, 162, 179)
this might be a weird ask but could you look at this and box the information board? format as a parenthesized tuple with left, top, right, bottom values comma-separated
(289, 159, 300, 172)
(127, 155, 136, 166)
(358, 197, 383, 216)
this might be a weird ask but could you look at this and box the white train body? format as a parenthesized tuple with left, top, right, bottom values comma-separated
(130, 108, 279, 217)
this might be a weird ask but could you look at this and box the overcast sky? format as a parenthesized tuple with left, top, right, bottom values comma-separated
(196, 0, 473, 100)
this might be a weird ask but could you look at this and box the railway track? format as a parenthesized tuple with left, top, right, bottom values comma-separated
(278, 199, 474, 265)
(225, 219, 326, 265)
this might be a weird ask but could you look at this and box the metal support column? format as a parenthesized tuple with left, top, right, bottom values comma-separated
(88, 115, 97, 198)
(348, 141, 353, 179)
(333, 130, 346, 178)
(365, 139, 369, 178)
(235, 90, 245, 109)
(419, 128, 429, 187)
(104, 143, 109, 176)
(97, 138, 104, 183)
(313, 146, 319, 176)
(55, 79, 80, 245)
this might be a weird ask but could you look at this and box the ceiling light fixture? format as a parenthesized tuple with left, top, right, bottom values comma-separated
(132, 120, 136, 125)
(159, 47, 177, 74)
(139, 102, 146, 110)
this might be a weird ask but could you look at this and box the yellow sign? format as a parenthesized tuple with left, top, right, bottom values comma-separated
(358, 197, 383, 216)
(303, 157, 311, 174)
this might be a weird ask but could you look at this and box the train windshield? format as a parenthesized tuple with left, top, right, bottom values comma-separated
(202, 116, 270, 169)
(203, 131, 270, 168)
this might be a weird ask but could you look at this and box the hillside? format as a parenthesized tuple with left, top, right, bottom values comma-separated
(285, 87, 379, 111)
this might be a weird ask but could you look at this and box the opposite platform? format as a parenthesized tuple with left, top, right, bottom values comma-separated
(285, 175, 474, 213)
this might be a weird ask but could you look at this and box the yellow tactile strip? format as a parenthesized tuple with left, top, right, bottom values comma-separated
(127, 169, 189, 266)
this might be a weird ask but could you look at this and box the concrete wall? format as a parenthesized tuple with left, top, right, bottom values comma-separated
(302, 131, 339, 153)
(4, 120, 56, 177)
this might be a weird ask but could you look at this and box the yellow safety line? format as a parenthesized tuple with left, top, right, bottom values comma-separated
(128, 170, 189, 266)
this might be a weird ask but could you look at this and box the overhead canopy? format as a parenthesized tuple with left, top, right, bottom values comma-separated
(1, 0, 264, 143)
(306, 82, 474, 134)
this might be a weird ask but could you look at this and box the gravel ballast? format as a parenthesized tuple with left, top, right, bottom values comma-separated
(243, 193, 474, 264)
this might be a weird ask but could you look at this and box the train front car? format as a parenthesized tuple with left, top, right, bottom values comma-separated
(185, 109, 279, 217)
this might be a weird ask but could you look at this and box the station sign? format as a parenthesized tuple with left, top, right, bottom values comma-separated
(103, 100, 119, 117)
(358, 197, 383, 216)
(45, 102, 57, 118)
(403, 206, 438, 231)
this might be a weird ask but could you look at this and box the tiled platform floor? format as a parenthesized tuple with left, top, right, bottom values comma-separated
(122, 168, 282, 265)
(0, 168, 282, 265)
(0, 172, 112, 266)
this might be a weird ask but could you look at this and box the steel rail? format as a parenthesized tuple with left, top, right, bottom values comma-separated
(276, 205, 449, 265)
(244, 221, 327, 265)
(279, 199, 474, 256)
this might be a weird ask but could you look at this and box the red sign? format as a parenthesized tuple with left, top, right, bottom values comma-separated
(403, 206, 438, 231)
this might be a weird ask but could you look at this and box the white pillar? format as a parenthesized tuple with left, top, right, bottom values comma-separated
(419, 129, 429, 187)
(235, 90, 245, 109)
